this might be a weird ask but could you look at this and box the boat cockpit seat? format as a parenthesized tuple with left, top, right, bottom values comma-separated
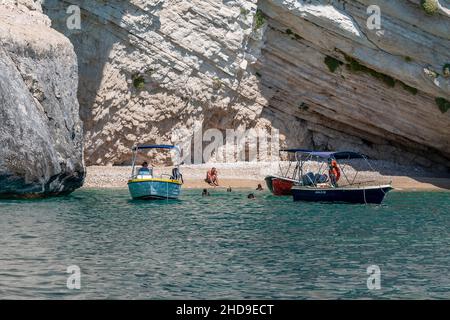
(137, 167, 153, 179)
(302, 172, 328, 186)
(315, 174, 329, 184)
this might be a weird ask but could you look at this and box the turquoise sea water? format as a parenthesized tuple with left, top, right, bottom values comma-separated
(0, 189, 449, 299)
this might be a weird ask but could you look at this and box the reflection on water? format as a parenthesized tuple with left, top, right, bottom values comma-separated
(0, 189, 449, 299)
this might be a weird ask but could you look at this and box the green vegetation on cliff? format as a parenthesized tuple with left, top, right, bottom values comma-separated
(443, 64, 450, 78)
(213, 76, 224, 89)
(421, 0, 439, 15)
(324, 54, 419, 95)
(344, 55, 396, 87)
(324, 56, 343, 73)
(436, 97, 450, 113)
(254, 9, 265, 30)
(132, 74, 145, 90)
(401, 82, 418, 95)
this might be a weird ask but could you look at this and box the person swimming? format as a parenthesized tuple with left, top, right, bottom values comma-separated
(202, 189, 210, 196)
(247, 193, 255, 199)
(256, 184, 263, 191)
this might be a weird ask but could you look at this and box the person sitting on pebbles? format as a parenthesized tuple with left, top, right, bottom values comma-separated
(205, 167, 219, 186)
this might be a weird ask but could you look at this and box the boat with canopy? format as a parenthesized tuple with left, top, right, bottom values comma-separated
(265, 148, 310, 196)
(290, 150, 393, 204)
(127, 145, 183, 200)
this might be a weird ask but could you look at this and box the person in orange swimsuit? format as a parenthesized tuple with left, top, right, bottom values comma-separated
(328, 159, 341, 187)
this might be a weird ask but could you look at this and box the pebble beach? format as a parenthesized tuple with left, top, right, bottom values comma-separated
(83, 161, 450, 191)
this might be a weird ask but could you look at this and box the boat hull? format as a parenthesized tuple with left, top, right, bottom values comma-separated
(272, 178, 295, 196)
(265, 175, 296, 196)
(265, 176, 274, 193)
(128, 178, 181, 200)
(292, 185, 393, 204)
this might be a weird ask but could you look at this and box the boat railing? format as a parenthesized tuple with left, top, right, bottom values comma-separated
(130, 172, 182, 182)
(338, 180, 392, 188)
(338, 180, 376, 188)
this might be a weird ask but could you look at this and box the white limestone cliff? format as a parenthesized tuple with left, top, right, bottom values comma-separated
(0, 1, 85, 197)
(41, 0, 449, 171)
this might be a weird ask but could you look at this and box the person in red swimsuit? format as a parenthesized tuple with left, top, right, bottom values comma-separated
(205, 167, 219, 186)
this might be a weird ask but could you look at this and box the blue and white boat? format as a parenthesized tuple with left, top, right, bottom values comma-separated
(127, 145, 183, 200)
(289, 150, 393, 204)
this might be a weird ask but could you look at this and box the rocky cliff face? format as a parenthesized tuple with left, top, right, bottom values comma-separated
(43, 0, 450, 171)
(0, 1, 85, 198)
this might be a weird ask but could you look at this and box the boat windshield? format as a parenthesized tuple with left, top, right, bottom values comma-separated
(130, 145, 181, 181)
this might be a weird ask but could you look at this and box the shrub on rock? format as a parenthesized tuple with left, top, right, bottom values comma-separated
(421, 0, 439, 15)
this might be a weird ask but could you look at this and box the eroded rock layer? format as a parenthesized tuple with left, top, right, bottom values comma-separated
(43, 0, 450, 171)
(0, 1, 85, 197)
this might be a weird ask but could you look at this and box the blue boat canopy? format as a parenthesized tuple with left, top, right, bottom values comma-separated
(280, 148, 312, 153)
(133, 144, 179, 151)
(293, 150, 365, 160)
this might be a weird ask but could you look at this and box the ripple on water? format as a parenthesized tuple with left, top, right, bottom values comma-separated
(0, 189, 449, 299)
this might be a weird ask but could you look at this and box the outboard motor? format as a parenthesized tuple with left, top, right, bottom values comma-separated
(171, 167, 183, 182)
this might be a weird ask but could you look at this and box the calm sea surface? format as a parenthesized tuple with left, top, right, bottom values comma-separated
(0, 189, 449, 299)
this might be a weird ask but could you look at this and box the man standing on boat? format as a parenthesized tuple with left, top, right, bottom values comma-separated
(328, 158, 341, 188)
(171, 167, 184, 184)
